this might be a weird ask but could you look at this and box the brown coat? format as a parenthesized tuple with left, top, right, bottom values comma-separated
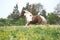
(29, 15, 42, 24)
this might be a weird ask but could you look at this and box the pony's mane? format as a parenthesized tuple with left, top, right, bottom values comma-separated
(23, 10, 33, 15)
(23, 10, 30, 13)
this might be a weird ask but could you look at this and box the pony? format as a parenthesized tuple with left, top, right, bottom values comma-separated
(19, 10, 47, 26)
(38, 12, 47, 24)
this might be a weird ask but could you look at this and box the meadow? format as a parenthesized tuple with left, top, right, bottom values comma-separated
(0, 25, 60, 40)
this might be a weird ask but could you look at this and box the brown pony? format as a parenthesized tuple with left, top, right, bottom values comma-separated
(29, 15, 42, 24)
(19, 10, 47, 26)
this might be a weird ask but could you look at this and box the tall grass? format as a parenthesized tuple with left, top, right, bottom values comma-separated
(0, 25, 60, 40)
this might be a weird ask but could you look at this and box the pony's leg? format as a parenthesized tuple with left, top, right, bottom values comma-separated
(42, 21, 49, 27)
(38, 20, 41, 24)
(25, 22, 30, 27)
(24, 23, 28, 27)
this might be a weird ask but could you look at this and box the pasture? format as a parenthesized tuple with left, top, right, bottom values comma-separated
(0, 25, 60, 40)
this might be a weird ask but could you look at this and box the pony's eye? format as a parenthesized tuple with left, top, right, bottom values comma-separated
(30, 15, 31, 16)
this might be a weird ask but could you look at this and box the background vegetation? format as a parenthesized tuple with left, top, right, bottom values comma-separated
(0, 2, 60, 26)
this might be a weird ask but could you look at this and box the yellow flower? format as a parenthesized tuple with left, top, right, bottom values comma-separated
(16, 32, 25, 37)
(30, 33, 38, 39)
(20, 37, 28, 40)
(11, 26, 16, 31)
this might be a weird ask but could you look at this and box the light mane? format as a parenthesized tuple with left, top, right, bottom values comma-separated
(23, 10, 33, 16)
(23, 10, 29, 13)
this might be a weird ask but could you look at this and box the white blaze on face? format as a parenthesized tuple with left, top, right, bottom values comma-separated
(24, 12, 33, 22)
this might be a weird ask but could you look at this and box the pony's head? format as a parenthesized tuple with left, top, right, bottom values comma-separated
(19, 10, 33, 17)
(19, 10, 28, 16)
(19, 10, 25, 16)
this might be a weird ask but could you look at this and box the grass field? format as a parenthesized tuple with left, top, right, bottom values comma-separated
(0, 25, 60, 40)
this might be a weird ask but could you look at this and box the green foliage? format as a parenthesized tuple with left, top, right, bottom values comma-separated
(54, 2, 60, 17)
(47, 13, 60, 24)
(5, 19, 15, 26)
(0, 18, 6, 26)
(23, 3, 43, 15)
(6, 4, 25, 26)
(41, 10, 46, 18)
(0, 25, 60, 40)
(7, 4, 20, 19)
(15, 16, 25, 26)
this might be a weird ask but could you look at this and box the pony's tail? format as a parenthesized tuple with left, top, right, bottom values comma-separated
(38, 12, 41, 15)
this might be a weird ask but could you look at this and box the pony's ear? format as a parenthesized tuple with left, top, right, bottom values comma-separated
(20, 10, 25, 16)
(23, 10, 26, 12)
(19, 13, 21, 16)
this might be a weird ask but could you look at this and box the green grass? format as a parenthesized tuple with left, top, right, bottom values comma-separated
(0, 25, 60, 40)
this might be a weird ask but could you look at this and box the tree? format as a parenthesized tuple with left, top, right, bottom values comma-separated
(47, 13, 60, 24)
(30, 4, 37, 15)
(41, 10, 46, 18)
(22, 3, 43, 15)
(54, 3, 60, 17)
(25, 3, 31, 11)
(7, 4, 20, 25)
(35, 3, 43, 12)
(7, 4, 20, 19)
(0, 18, 6, 26)
(53, 3, 60, 24)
